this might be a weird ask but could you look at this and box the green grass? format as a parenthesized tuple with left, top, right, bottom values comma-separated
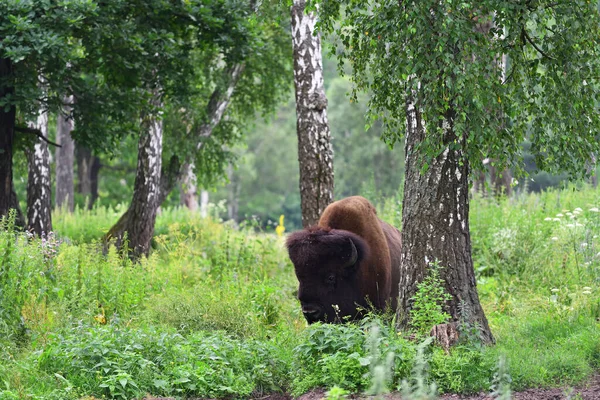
(1, 185, 599, 399)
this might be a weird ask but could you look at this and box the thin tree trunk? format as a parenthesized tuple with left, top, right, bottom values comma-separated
(0, 57, 18, 223)
(397, 101, 494, 345)
(105, 65, 244, 243)
(291, 0, 334, 227)
(26, 105, 52, 236)
(76, 145, 101, 209)
(200, 190, 209, 218)
(55, 95, 75, 211)
(107, 91, 163, 258)
(180, 162, 198, 212)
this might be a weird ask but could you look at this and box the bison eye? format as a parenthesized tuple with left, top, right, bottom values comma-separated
(326, 273, 336, 285)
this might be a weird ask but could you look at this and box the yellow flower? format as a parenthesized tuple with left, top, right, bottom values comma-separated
(276, 215, 286, 237)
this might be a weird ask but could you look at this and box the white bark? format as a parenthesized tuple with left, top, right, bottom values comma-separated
(26, 104, 52, 236)
(291, 0, 334, 227)
(180, 162, 199, 212)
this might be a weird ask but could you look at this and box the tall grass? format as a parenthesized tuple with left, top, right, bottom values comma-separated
(0, 185, 599, 398)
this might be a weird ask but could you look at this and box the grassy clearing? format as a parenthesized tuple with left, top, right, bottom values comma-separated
(0, 185, 599, 399)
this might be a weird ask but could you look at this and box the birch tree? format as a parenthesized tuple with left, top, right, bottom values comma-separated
(291, 0, 334, 227)
(26, 106, 52, 236)
(318, 0, 600, 344)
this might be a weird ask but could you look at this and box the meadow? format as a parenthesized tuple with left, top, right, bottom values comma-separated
(0, 186, 599, 399)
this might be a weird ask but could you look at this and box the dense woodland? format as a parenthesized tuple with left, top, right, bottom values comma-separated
(2, 1, 600, 399)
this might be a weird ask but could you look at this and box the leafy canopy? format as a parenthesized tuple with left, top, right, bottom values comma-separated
(315, 0, 600, 177)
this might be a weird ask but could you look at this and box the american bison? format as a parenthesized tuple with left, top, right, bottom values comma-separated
(286, 196, 402, 323)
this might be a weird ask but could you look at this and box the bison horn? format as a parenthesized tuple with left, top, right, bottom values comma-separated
(345, 238, 358, 268)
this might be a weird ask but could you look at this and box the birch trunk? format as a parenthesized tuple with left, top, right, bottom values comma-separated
(200, 190, 209, 218)
(110, 92, 163, 258)
(105, 65, 244, 245)
(397, 101, 494, 345)
(180, 162, 199, 212)
(291, 0, 334, 227)
(55, 95, 75, 212)
(26, 106, 52, 236)
(0, 58, 17, 222)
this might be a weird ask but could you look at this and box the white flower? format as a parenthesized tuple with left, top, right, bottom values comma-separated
(544, 217, 552, 221)
(566, 212, 574, 216)
(583, 287, 592, 291)
(576, 223, 584, 227)
(556, 213, 564, 217)
(589, 207, 599, 213)
(567, 224, 575, 228)
(551, 237, 559, 241)
(551, 288, 560, 292)
(553, 218, 561, 222)
(581, 243, 588, 248)
(574, 207, 583, 212)
(583, 291, 592, 295)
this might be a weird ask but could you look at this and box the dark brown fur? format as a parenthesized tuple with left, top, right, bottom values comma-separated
(286, 196, 402, 323)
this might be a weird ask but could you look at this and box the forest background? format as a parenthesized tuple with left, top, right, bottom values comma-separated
(10, 44, 579, 232)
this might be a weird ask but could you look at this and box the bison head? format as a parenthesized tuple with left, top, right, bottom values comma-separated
(286, 227, 370, 323)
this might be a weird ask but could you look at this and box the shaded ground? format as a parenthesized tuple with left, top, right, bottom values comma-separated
(144, 374, 600, 399)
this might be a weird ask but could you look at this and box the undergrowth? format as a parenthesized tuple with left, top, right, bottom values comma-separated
(0, 185, 599, 398)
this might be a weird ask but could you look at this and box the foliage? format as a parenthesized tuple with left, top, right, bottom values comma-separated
(1, 186, 600, 398)
(400, 337, 438, 400)
(409, 261, 452, 335)
(316, 0, 600, 178)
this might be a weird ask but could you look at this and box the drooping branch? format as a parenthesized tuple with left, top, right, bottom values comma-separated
(521, 26, 555, 60)
(15, 126, 62, 148)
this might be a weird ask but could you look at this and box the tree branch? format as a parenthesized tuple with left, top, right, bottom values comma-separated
(522, 26, 555, 60)
(15, 126, 62, 148)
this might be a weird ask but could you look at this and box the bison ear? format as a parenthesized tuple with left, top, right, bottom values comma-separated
(343, 238, 358, 269)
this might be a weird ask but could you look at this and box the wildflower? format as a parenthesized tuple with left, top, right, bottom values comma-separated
(553, 218, 561, 222)
(551, 288, 560, 292)
(275, 215, 286, 237)
(581, 243, 588, 248)
(566, 212, 574, 217)
(574, 207, 583, 212)
(567, 224, 575, 228)
(583, 287, 592, 291)
(544, 217, 552, 221)
(583, 291, 592, 295)
(589, 207, 599, 213)
(551, 237, 559, 241)
(556, 213, 564, 217)
(576, 223, 583, 227)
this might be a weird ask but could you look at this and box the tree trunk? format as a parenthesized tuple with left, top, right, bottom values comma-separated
(180, 162, 199, 212)
(0, 58, 17, 223)
(76, 145, 101, 209)
(200, 190, 209, 218)
(291, 0, 334, 227)
(26, 106, 52, 236)
(55, 95, 75, 212)
(105, 65, 244, 244)
(397, 101, 494, 345)
(107, 92, 163, 258)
